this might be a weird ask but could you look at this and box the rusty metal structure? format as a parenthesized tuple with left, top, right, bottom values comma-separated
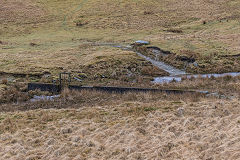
(59, 72, 71, 88)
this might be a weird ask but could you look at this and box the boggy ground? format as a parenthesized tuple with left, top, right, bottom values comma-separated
(0, 90, 240, 160)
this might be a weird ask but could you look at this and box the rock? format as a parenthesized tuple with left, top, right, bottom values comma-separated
(133, 40, 150, 46)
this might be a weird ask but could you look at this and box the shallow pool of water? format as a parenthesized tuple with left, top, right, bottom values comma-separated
(30, 95, 60, 102)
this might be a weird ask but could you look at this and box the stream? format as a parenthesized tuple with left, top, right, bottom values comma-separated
(111, 44, 186, 75)
(110, 42, 240, 84)
(153, 72, 240, 84)
(135, 52, 187, 76)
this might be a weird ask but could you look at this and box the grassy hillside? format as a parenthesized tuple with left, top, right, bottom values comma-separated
(1, 0, 240, 83)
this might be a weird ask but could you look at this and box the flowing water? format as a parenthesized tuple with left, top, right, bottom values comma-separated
(135, 52, 187, 76)
(112, 44, 187, 75)
(153, 72, 240, 84)
(96, 42, 240, 84)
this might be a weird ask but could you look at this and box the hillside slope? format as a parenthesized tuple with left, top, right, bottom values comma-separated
(0, 0, 240, 81)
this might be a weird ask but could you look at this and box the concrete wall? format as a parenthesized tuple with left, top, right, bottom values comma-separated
(28, 83, 199, 94)
(28, 83, 60, 93)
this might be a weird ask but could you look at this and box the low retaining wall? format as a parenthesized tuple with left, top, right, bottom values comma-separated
(28, 83, 205, 94)
(28, 83, 60, 93)
(68, 85, 194, 94)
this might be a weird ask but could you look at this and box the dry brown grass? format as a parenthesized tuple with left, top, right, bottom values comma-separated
(71, 0, 240, 30)
(158, 75, 240, 95)
(0, 0, 46, 24)
(0, 88, 203, 112)
(0, 97, 240, 159)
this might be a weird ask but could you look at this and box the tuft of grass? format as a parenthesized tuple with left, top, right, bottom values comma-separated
(143, 107, 158, 112)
